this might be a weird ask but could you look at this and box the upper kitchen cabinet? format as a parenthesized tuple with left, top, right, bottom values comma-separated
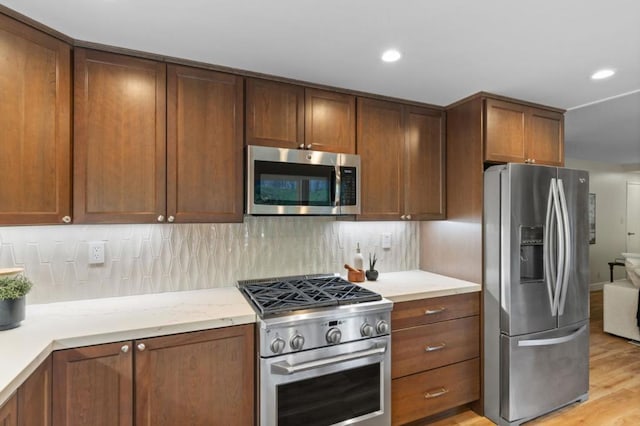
(404, 106, 446, 220)
(0, 14, 72, 225)
(484, 97, 564, 166)
(357, 98, 405, 220)
(246, 79, 304, 149)
(245, 79, 356, 153)
(166, 65, 244, 223)
(304, 88, 356, 153)
(73, 48, 166, 223)
(357, 98, 445, 221)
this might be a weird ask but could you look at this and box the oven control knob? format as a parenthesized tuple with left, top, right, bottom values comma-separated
(290, 334, 305, 351)
(360, 323, 375, 337)
(270, 337, 286, 354)
(376, 320, 390, 335)
(326, 327, 342, 344)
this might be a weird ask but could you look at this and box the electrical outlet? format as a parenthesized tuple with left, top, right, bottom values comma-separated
(89, 241, 105, 265)
(381, 233, 392, 249)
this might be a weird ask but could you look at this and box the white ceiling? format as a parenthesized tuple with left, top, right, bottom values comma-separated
(2, 0, 639, 165)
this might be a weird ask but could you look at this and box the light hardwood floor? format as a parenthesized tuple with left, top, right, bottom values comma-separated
(429, 291, 640, 426)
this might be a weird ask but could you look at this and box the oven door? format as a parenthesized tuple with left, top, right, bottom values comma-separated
(260, 337, 390, 426)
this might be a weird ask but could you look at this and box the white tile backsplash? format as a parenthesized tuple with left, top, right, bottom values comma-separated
(0, 217, 418, 304)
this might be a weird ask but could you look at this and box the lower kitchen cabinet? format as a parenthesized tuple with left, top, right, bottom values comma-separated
(391, 293, 480, 425)
(135, 325, 254, 426)
(0, 355, 52, 426)
(17, 356, 52, 426)
(52, 324, 254, 426)
(0, 393, 17, 426)
(392, 359, 480, 425)
(52, 341, 133, 426)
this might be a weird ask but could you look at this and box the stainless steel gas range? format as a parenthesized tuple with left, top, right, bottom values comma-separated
(238, 274, 393, 426)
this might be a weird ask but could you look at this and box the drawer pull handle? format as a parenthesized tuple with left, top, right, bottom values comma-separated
(424, 307, 446, 315)
(425, 343, 446, 352)
(424, 387, 449, 399)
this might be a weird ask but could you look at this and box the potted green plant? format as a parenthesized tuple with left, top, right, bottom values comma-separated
(0, 269, 33, 330)
(366, 253, 379, 281)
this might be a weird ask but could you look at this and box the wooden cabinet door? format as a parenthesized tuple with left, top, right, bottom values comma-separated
(246, 78, 304, 149)
(484, 98, 527, 163)
(52, 342, 133, 426)
(135, 325, 254, 426)
(392, 316, 480, 379)
(167, 65, 244, 223)
(357, 98, 405, 220)
(0, 14, 71, 225)
(392, 358, 480, 426)
(527, 108, 564, 166)
(17, 356, 51, 426)
(305, 88, 356, 153)
(73, 48, 166, 223)
(0, 393, 17, 426)
(404, 106, 446, 220)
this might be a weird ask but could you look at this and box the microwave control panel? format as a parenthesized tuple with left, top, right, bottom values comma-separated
(340, 167, 357, 206)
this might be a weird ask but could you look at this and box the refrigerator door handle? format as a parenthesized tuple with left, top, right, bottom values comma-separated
(557, 179, 572, 316)
(551, 178, 565, 316)
(517, 324, 587, 347)
(544, 179, 557, 315)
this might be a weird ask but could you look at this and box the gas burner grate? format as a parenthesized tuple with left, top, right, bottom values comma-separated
(238, 274, 382, 316)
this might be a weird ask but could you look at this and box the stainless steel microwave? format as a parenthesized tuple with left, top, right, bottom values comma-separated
(246, 145, 361, 215)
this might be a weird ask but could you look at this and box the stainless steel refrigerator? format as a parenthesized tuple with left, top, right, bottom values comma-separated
(484, 163, 590, 426)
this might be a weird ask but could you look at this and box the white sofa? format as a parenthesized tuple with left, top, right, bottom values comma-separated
(603, 279, 640, 341)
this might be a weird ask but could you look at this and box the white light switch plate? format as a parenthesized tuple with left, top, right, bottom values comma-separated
(381, 233, 392, 249)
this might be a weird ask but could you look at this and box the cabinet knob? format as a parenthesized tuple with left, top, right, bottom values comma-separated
(306, 144, 312, 149)
(157, 215, 165, 222)
(406, 214, 412, 220)
(400, 215, 406, 220)
(530, 158, 536, 164)
(62, 216, 71, 223)
(167, 216, 175, 223)
(137, 343, 146, 352)
(121, 344, 130, 353)
(299, 143, 305, 149)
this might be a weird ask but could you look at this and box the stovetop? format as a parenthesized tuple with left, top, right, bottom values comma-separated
(237, 274, 382, 317)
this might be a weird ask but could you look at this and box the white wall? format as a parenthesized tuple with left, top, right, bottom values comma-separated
(0, 218, 418, 304)
(565, 158, 640, 284)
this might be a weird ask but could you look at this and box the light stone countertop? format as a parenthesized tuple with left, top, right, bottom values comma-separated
(0, 270, 481, 408)
(358, 269, 481, 302)
(0, 287, 256, 408)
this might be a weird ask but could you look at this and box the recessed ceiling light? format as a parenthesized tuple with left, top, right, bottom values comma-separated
(381, 49, 401, 63)
(591, 69, 615, 80)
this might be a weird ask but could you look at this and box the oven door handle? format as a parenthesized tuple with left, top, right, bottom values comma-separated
(270, 344, 387, 375)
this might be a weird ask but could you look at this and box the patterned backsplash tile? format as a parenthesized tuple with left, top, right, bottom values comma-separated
(0, 217, 418, 304)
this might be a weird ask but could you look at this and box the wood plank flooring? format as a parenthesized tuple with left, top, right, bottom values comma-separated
(428, 291, 640, 426)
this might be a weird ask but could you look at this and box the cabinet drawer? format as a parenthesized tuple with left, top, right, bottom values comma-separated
(392, 316, 479, 378)
(391, 358, 480, 426)
(391, 292, 479, 330)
